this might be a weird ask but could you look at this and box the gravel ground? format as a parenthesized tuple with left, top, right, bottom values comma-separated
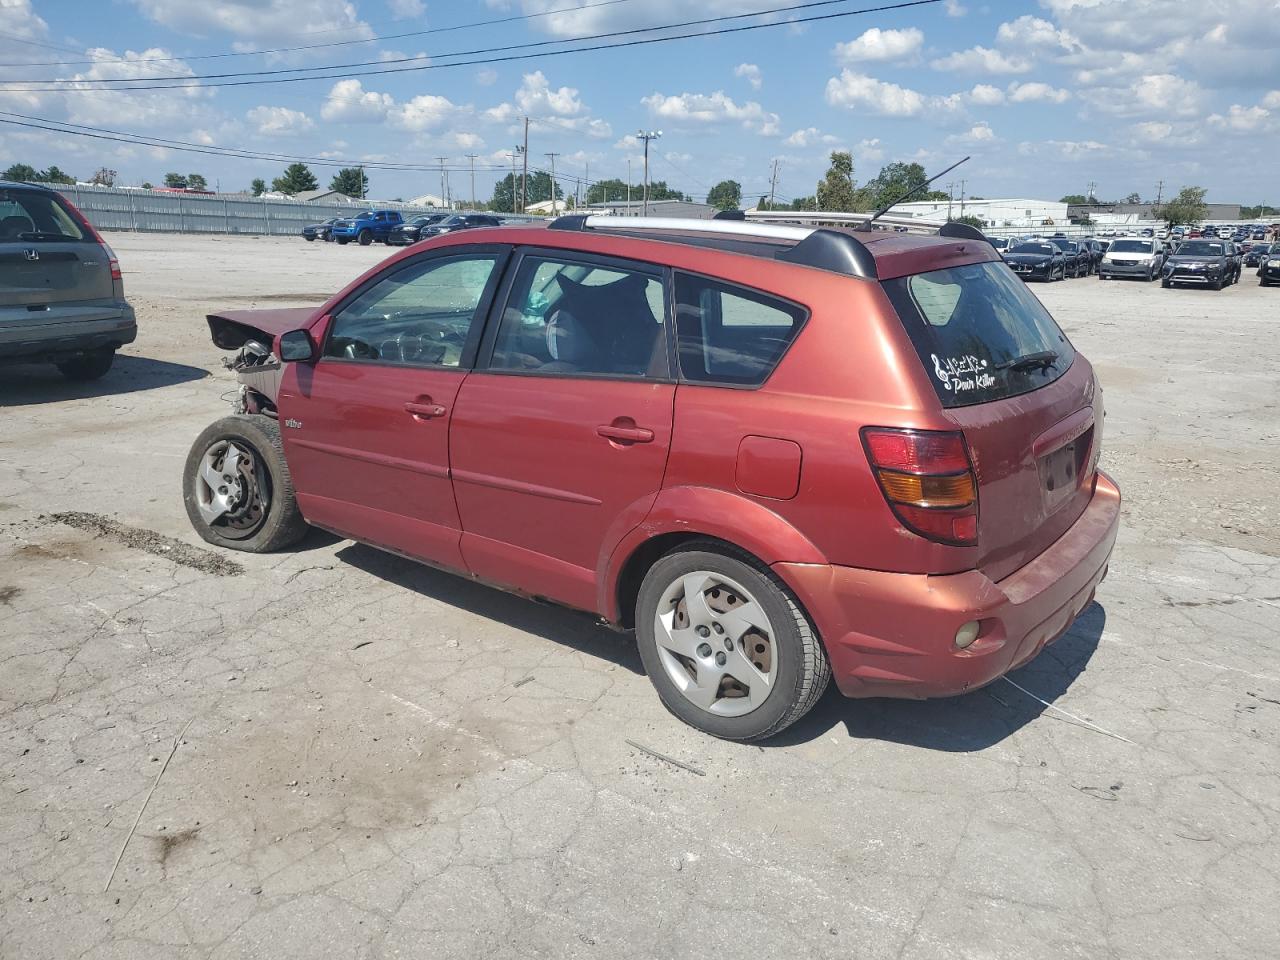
(2, 233, 1278, 960)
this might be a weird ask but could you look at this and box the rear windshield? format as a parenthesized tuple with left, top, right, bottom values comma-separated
(883, 261, 1075, 409)
(1048, 238, 1077, 252)
(1010, 241, 1055, 255)
(1178, 241, 1223, 256)
(1109, 239, 1152, 253)
(0, 188, 87, 243)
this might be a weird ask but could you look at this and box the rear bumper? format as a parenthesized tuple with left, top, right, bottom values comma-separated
(0, 306, 137, 362)
(775, 471, 1121, 699)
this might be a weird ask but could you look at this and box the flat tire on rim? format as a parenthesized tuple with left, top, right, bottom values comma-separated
(183, 415, 309, 553)
(635, 541, 829, 741)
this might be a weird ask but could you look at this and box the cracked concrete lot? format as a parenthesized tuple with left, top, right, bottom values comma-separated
(2, 233, 1278, 959)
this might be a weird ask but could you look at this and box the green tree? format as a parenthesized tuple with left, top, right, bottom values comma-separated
(1240, 204, 1277, 219)
(40, 165, 75, 184)
(788, 195, 816, 211)
(163, 172, 187, 188)
(271, 162, 318, 195)
(861, 162, 946, 210)
(186, 173, 208, 191)
(490, 170, 562, 212)
(1123, 192, 1141, 204)
(816, 151, 857, 212)
(645, 180, 686, 202)
(1059, 194, 1089, 205)
(706, 179, 742, 211)
(1155, 186, 1208, 227)
(949, 214, 986, 229)
(3, 162, 38, 182)
(329, 167, 369, 199)
(251, 178, 267, 196)
(585, 178, 630, 204)
(141, 181, 154, 190)
(89, 167, 116, 187)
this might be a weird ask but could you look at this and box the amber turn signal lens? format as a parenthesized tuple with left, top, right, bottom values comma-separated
(876, 469, 976, 508)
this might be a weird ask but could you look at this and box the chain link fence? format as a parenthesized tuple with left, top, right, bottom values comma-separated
(37, 183, 536, 236)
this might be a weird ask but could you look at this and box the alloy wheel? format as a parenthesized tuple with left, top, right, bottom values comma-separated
(653, 571, 778, 717)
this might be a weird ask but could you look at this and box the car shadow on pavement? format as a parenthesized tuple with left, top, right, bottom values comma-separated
(768, 602, 1108, 751)
(0, 355, 209, 406)
(335, 542, 646, 675)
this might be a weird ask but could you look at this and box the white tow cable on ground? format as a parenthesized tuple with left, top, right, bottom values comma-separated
(1001, 677, 1136, 745)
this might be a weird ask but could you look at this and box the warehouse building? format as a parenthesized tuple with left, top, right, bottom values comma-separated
(887, 198, 1068, 229)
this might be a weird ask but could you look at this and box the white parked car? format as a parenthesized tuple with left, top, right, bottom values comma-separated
(1099, 238, 1164, 281)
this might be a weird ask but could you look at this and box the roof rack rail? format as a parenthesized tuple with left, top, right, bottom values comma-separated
(544, 214, 878, 280)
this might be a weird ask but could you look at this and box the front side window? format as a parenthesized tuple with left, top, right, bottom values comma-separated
(324, 254, 498, 366)
(673, 274, 806, 386)
(489, 255, 667, 378)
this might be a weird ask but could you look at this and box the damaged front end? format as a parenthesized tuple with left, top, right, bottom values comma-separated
(206, 307, 316, 417)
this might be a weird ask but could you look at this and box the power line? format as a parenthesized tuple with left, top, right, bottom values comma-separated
(0, 0, 943, 93)
(0, 0, 640, 69)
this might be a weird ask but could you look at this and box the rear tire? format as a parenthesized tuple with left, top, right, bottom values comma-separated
(635, 541, 830, 742)
(56, 347, 115, 382)
(304, 235, 315, 242)
(183, 415, 309, 553)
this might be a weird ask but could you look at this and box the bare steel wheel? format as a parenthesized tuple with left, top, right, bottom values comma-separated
(654, 571, 778, 718)
(636, 542, 830, 741)
(183, 415, 309, 553)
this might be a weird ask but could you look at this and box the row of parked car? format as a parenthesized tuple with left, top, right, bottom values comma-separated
(301, 210, 503, 246)
(995, 232, 1280, 291)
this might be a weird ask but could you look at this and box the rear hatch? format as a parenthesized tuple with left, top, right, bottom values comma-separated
(883, 260, 1101, 581)
(1, 187, 115, 315)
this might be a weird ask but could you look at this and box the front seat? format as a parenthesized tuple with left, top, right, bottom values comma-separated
(0, 215, 34, 240)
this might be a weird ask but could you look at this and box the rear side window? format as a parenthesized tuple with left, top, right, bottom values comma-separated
(883, 261, 1075, 408)
(674, 274, 805, 386)
(0, 188, 87, 243)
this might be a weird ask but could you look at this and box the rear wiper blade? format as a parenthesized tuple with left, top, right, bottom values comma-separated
(997, 350, 1059, 373)
(17, 232, 77, 242)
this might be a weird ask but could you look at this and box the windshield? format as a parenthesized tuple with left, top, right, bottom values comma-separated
(1048, 238, 1076, 252)
(0, 188, 88, 243)
(439, 216, 466, 226)
(883, 261, 1075, 409)
(1010, 241, 1055, 255)
(1110, 240, 1153, 253)
(1177, 241, 1223, 256)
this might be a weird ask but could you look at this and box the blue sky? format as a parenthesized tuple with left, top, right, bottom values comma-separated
(1, 0, 1278, 205)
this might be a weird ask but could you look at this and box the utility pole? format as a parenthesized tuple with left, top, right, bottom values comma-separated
(958, 179, 967, 218)
(520, 116, 529, 214)
(767, 159, 780, 211)
(1154, 179, 1164, 207)
(435, 157, 447, 210)
(581, 161, 588, 210)
(1086, 180, 1097, 202)
(946, 182, 954, 220)
(466, 154, 477, 210)
(508, 150, 519, 213)
(626, 157, 632, 205)
(358, 164, 364, 200)
(545, 152, 560, 214)
(637, 129, 661, 215)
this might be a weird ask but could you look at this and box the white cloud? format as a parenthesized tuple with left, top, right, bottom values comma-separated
(783, 126, 838, 147)
(954, 121, 996, 142)
(475, 68, 498, 86)
(64, 48, 211, 130)
(931, 46, 1031, 74)
(131, 0, 374, 49)
(734, 63, 762, 90)
(641, 90, 780, 135)
(391, 94, 462, 132)
(321, 79, 395, 122)
(1008, 81, 1071, 104)
(834, 27, 923, 64)
(969, 83, 1005, 105)
(246, 105, 313, 136)
(996, 15, 1078, 51)
(1080, 73, 1205, 118)
(825, 70, 925, 116)
(1262, 90, 1280, 109)
(0, 0, 47, 45)
(483, 71, 613, 137)
(944, 0, 966, 15)
(387, 0, 425, 17)
(854, 137, 884, 162)
(1208, 104, 1271, 132)
(1132, 120, 1173, 142)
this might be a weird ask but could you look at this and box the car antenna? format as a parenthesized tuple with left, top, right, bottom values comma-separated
(857, 156, 971, 232)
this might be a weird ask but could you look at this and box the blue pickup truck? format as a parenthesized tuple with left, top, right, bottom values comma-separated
(330, 209, 404, 246)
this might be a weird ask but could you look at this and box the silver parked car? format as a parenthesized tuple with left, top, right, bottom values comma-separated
(1, 181, 136, 380)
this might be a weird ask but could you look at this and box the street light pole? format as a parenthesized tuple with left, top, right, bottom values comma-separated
(545, 152, 559, 214)
(636, 129, 661, 216)
(466, 153, 477, 210)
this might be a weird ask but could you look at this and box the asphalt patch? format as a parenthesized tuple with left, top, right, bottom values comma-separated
(47, 512, 244, 577)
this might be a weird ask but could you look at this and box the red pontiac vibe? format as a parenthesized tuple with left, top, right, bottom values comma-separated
(184, 215, 1120, 741)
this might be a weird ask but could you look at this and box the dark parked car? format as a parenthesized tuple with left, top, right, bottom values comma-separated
(182, 216, 1118, 741)
(1047, 237, 1091, 277)
(301, 218, 339, 242)
(1, 180, 136, 380)
(418, 213, 503, 239)
(1081, 238, 1105, 272)
(387, 214, 448, 246)
(1259, 243, 1280, 286)
(1244, 245, 1267, 268)
(1004, 239, 1066, 281)
(1162, 239, 1235, 289)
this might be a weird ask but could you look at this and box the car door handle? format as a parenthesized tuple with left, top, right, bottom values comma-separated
(405, 400, 447, 419)
(596, 424, 654, 444)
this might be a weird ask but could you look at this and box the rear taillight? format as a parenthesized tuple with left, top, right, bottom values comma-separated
(862, 427, 978, 546)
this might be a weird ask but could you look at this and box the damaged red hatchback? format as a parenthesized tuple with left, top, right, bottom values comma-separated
(184, 215, 1119, 741)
